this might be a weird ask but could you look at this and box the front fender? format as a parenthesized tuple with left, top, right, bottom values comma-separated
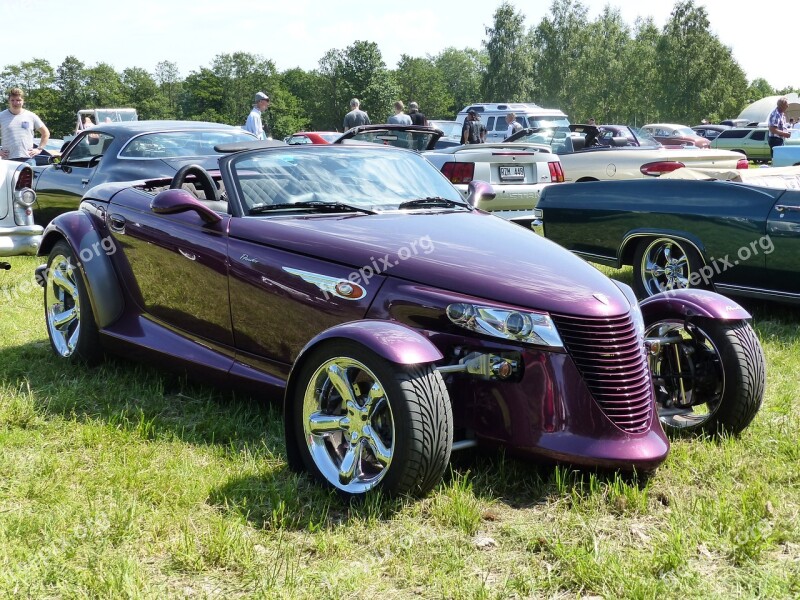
(37, 211, 124, 328)
(282, 320, 444, 471)
(640, 288, 751, 322)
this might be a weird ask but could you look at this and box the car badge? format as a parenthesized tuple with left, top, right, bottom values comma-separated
(282, 267, 367, 301)
(593, 293, 610, 306)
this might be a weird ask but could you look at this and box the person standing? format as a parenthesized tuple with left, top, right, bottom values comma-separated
(408, 102, 427, 126)
(387, 101, 412, 125)
(244, 91, 270, 140)
(767, 96, 791, 159)
(504, 112, 522, 138)
(0, 87, 50, 163)
(461, 109, 486, 144)
(343, 98, 371, 130)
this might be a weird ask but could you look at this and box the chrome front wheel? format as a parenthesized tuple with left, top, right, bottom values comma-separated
(44, 240, 101, 363)
(295, 342, 452, 497)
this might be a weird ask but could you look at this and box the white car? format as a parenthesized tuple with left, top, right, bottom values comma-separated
(0, 160, 40, 256)
(335, 124, 565, 221)
(505, 124, 749, 182)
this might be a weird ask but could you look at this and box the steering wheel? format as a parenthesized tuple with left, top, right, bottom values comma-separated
(169, 164, 219, 202)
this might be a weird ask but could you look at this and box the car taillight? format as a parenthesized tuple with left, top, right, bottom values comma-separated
(736, 158, 749, 169)
(640, 161, 685, 177)
(548, 161, 565, 183)
(441, 162, 474, 184)
(16, 167, 33, 189)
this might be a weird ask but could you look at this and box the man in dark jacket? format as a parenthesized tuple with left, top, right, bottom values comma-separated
(408, 101, 427, 126)
(461, 109, 486, 144)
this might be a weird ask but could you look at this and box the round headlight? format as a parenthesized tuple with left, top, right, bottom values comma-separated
(446, 303, 473, 324)
(504, 311, 528, 336)
(15, 187, 36, 207)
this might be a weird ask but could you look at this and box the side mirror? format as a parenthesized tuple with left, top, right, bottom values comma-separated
(465, 180, 496, 208)
(151, 189, 222, 225)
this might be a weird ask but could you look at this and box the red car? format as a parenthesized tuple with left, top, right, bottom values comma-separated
(286, 131, 340, 145)
(642, 123, 711, 149)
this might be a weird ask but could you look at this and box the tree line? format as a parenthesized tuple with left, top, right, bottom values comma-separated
(1, 0, 794, 141)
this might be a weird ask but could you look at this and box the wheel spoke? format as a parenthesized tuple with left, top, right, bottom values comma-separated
(338, 439, 363, 485)
(53, 268, 77, 298)
(363, 425, 391, 466)
(51, 306, 78, 328)
(326, 363, 357, 404)
(308, 411, 348, 435)
(364, 382, 386, 416)
(67, 322, 81, 352)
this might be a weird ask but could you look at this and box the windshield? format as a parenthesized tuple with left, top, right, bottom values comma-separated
(342, 129, 438, 151)
(120, 129, 256, 159)
(229, 146, 463, 214)
(511, 125, 662, 153)
(526, 117, 570, 129)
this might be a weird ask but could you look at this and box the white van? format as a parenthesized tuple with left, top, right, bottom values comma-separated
(456, 103, 570, 143)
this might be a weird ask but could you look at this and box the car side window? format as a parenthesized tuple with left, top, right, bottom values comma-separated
(750, 131, 766, 141)
(486, 117, 495, 131)
(63, 132, 114, 167)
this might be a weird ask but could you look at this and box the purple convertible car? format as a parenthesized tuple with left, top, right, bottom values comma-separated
(36, 140, 765, 497)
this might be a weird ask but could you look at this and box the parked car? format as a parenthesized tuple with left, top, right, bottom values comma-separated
(285, 131, 340, 145)
(31, 120, 256, 226)
(534, 166, 800, 304)
(769, 128, 800, 167)
(336, 123, 565, 222)
(33, 137, 66, 166)
(691, 124, 731, 140)
(456, 103, 570, 144)
(641, 123, 711, 148)
(504, 125, 748, 182)
(0, 160, 40, 256)
(427, 120, 461, 149)
(36, 142, 767, 496)
(710, 127, 770, 163)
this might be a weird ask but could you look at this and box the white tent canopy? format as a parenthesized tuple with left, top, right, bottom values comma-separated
(737, 93, 800, 125)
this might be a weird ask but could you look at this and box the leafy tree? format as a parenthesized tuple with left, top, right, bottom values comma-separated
(154, 60, 183, 119)
(316, 49, 347, 130)
(337, 41, 399, 125)
(54, 56, 89, 136)
(121, 67, 165, 119)
(746, 78, 775, 103)
(433, 47, 486, 115)
(621, 17, 661, 126)
(85, 63, 126, 109)
(481, 1, 535, 102)
(572, 7, 630, 123)
(393, 55, 451, 119)
(533, 0, 590, 113)
(181, 67, 224, 122)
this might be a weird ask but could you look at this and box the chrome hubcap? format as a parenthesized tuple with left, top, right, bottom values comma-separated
(302, 357, 394, 493)
(45, 254, 81, 357)
(642, 239, 690, 295)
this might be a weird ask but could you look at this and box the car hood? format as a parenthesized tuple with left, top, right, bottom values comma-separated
(228, 211, 631, 317)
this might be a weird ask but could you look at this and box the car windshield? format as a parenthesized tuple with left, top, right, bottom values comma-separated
(671, 126, 696, 137)
(229, 146, 464, 214)
(526, 117, 570, 129)
(120, 130, 255, 159)
(511, 125, 662, 153)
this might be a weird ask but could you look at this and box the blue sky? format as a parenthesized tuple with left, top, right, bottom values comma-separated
(4, 0, 795, 90)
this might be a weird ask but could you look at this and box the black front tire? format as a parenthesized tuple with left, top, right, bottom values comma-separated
(293, 341, 452, 497)
(44, 240, 102, 364)
(647, 318, 765, 436)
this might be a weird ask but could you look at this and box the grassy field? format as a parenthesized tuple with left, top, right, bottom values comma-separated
(1, 255, 798, 599)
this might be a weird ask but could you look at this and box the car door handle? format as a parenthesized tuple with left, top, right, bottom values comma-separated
(775, 204, 800, 213)
(81, 178, 90, 186)
(108, 214, 126, 232)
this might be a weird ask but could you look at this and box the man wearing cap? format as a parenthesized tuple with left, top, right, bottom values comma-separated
(461, 109, 486, 144)
(245, 91, 270, 140)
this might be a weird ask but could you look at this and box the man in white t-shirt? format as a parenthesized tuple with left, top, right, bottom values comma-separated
(505, 112, 523, 139)
(0, 87, 50, 162)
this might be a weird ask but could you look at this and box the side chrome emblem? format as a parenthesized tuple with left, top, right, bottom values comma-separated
(593, 293, 610, 306)
(283, 267, 367, 301)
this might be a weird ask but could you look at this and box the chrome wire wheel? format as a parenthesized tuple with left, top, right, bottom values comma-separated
(639, 238, 693, 296)
(45, 253, 82, 357)
(646, 319, 724, 433)
(302, 356, 395, 494)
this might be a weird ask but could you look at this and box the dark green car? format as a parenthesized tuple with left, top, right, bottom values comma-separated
(535, 169, 800, 303)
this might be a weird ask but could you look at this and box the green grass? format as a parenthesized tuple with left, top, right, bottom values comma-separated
(2, 255, 799, 598)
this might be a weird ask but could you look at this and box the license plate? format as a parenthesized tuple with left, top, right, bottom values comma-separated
(500, 165, 525, 181)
